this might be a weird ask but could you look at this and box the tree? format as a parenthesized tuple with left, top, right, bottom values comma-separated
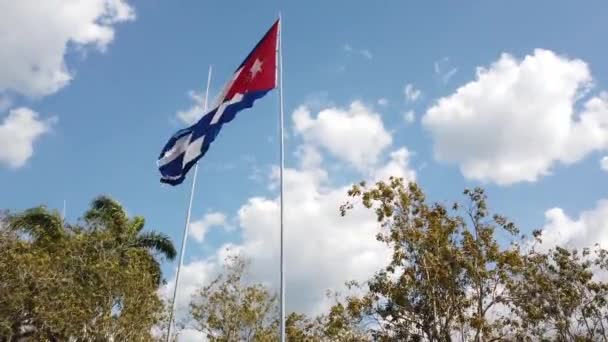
(7, 182, 608, 341)
(187, 255, 368, 342)
(336, 178, 526, 341)
(508, 245, 608, 340)
(334, 177, 608, 341)
(285, 308, 369, 342)
(189, 255, 278, 342)
(0, 196, 174, 341)
(83, 196, 177, 285)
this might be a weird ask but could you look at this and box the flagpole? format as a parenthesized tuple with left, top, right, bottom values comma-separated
(62, 199, 66, 224)
(277, 13, 286, 342)
(166, 65, 213, 342)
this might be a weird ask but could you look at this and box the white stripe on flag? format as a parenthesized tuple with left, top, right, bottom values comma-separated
(158, 134, 192, 167)
(213, 68, 243, 108)
(183, 135, 205, 166)
(211, 93, 244, 125)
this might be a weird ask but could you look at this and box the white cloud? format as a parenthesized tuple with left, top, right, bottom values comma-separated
(434, 57, 458, 84)
(422, 49, 608, 185)
(343, 43, 372, 60)
(176, 90, 209, 125)
(160, 257, 222, 326)
(178, 329, 208, 342)
(248, 164, 265, 183)
(373, 148, 416, 183)
(601, 156, 608, 172)
(189, 212, 228, 243)
(162, 158, 397, 318)
(302, 91, 332, 111)
(152, 326, 209, 342)
(404, 110, 415, 124)
(0, 0, 135, 98)
(442, 68, 458, 84)
(0, 107, 55, 168)
(404, 84, 421, 102)
(539, 199, 608, 250)
(360, 49, 373, 60)
(234, 169, 392, 315)
(161, 101, 417, 323)
(377, 98, 389, 107)
(292, 101, 392, 170)
(295, 145, 323, 170)
(434, 58, 445, 74)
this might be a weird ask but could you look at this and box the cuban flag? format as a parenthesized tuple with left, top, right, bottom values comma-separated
(158, 19, 279, 185)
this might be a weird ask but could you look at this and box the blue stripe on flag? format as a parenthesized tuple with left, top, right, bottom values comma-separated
(158, 89, 270, 185)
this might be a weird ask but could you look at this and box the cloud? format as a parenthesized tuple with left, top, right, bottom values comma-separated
(0, 107, 56, 168)
(601, 156, 608, 172)
(161, 162, 397, 319)
(442, 69, 458, 84)
(404, 84, 421, 102)
(377, 98, 389, 107)
(176, 91, 210, 125)
(234, 168, 393, 316)
(422, 49, 608, 185)
(0, 0, 135, 98)
(248, 164, 266, 183)
(295, 145, 323, 170)
(433, 58, 444, 74)
(301, 91, 333, 111)
(360, 49, 373, 60)
(189, 212, 228, 243)
(178, 329, 208, 342)
(404, 110, 415, 124)
(161, 101, 417, 328)
(292, 101, 392, 171)
(373, 148, 416, 183)
(539, 199, 608, 251)
(434, 57, 458, 84)
(241, 154, 266, 184)
(152, 325, 209, 342)
(343, 43, 373, 60)
(159, 257, 222, 325)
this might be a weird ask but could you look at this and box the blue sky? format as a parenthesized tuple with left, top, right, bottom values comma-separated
(2, 1, 608, 338)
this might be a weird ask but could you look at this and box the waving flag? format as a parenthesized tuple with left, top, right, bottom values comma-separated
(158, 19, 279, 185)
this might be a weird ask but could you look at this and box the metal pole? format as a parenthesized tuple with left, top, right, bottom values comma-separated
(277, 14, 286, 342)
(166, 65, 213, 342)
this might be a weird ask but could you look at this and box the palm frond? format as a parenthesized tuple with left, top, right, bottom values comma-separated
(129, 216, 146, 237)
(135, 232, 177, 260)
(8, 207, 65, 243)
(84, 195, 128, 234)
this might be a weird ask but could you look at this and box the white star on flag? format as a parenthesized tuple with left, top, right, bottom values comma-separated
(250, 58, 263, 79)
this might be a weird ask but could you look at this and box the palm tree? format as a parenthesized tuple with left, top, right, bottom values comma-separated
(3, 197, 174, 340)
(7, 206, 67, 246)
(83, 195, 177, 285)
(8, 196, 176, 285)
(5, 207, 70, 340)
